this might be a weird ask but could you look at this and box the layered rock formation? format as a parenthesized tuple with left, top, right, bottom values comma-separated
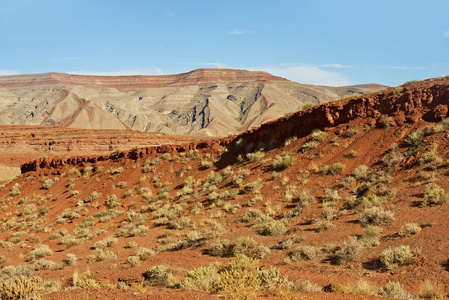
(0, 69, 385, 136)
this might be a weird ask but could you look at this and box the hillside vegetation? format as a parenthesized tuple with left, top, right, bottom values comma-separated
(0, 77, 448, 299)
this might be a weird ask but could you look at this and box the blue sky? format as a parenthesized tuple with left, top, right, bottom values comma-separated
(1, 0, 448, 86)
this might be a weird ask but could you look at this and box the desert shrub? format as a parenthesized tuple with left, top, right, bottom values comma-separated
(323, 187, 340, 203)
(398, 223, 421, 237)
(239, 208, 265, 223)
(405, 130, 424, 147)
(84, 191, 101, 203)
(219, 255, 261, 299)
(343, 128, 358, 138)
(210, 239, 235, 257)
(361, 225, 381, 247)
(360, 206, 394, 227)
(322, 206, 337, 220)
(9, 183, 21, 197)
(242, 178, 263, 194)
(349, 279, 378, 296)
(258, 220, 286, 236)
(258, 267, 291, 294)
(299, 140, 320, 153)
(379, 245, 415, 270)
(422, 183, 447, 206)
(246, 150, 265, 162)
(200, 159, 213, 169)
(284, 136, 297, 146)
(117, 181, 128, 189)
(293, 280, 322, 293)
(232, 169, 251, 187)
(27, 244, 52, 262)
(182, 264, 221, 293)
(272, 152, 295, 170)
(72, 270, 101, 289)
(313, 217, 335, 232)
(94, 236, 118, 249)
(222, 166, 234, 179)
(423, 124, 445, 136)
(110, 167, 124, 174)
(33, 258, 57, 271)
(287, 245, 318, 261)
(378, 281, 410, 299)
(328, 162, 345, 175)
(86, 249, 117, 263)
(334, 237, 365, 264)
(168, 216, 192, 230)
(382, 148, 404, 168)
(380, 117, 392, 129)
(418, 144, 442, 167)
(64, 254, 77, 266)
(0, 275, 43, 299)
(310, 129, 327, 142)
(354, 165, 368, 180)
(42, 177, 59, 189)
(418, 280, 445, 299)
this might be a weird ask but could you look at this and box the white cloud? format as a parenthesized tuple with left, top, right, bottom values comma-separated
(443, 29, 449, 38)
(253, 64, 352, 86)
(227, 29, 253, 35)
(67, 68, 164, 76)
(0, 70, 20, 76)
(165, 9, 174, 17)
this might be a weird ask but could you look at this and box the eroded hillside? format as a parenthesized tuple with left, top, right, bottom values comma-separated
(0, 77, 448, 299)
(0, 69, 385, 136)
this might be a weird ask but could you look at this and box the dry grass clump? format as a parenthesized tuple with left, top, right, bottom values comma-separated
(418, 280, 445, 299)
(378, 281, 411, 299)
(293, 280, 322, 293)
(94, 236, 118, 249)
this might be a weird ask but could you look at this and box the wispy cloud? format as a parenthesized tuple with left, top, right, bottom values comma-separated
(227, 29, 253, 35)
(0, 70, 20, 76)
(443, 29, 449, 38)
(67, 68, 164, 76)
(251, 64, 352, 86)
(165, 9, 174, 17)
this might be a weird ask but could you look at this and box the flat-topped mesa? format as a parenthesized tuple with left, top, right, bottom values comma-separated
(0, 68, 287, 89)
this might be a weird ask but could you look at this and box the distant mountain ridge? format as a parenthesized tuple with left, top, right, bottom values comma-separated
(0, 69, 386, 136)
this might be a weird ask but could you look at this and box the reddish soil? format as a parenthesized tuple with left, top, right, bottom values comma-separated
(0, 77, 449, 299)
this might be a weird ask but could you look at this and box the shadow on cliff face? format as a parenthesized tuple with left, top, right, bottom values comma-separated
(215, 77, 449, 169)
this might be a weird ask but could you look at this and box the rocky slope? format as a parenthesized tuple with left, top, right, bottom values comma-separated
(0, 69, 385, 136)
